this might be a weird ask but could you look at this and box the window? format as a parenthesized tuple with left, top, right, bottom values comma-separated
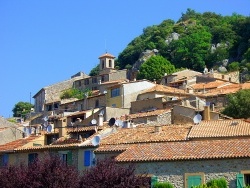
(102, 60, 105, 69)
(92, 86, 97, 90)
(238, 171, 250, 187)
(0, 154, 8, 167)
(101, 75, 105, 82)
(84, 150, 95, 167)
(59, 151, 72, 165)
(109, 59, 112, 67)
(84, 79, 89, 85)
(28, 153, 38, 164)
(111, 88, 120, 98)
(92, 77, 97, 84)
(78, 80, 81, 87)
(95, 100, 99, 108)
(185, 173, 204, 188)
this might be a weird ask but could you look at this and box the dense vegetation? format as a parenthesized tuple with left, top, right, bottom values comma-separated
(222, 89, 250, 118)
(0, 154, 149, 188)
(90, 9, 250, 80)
(12, 101, 33, 118)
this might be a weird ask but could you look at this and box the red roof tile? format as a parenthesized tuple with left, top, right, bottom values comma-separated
(115, 138, 250, 162)
(0, 136, 40, 152)
(188, 119, 250, 138)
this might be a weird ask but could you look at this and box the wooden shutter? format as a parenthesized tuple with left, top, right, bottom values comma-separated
(187, 175, 202, 188)
(236, 173, 244, 188)
(3, 154, 8, 166)
(151, 176, 158, 188)
(67, 151, 73, 165)
(84, 150, 91, 166)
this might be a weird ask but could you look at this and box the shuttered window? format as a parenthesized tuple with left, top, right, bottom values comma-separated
(187, 175, 202, 188)
(237, 173, 244, 188)
(84, 150, 95, 167)
(185, 173, 204, 188)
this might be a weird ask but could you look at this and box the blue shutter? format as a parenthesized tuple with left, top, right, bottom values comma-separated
(236, 173, 244, 188)
(84, 150, 91, 166)
(3, 154, 8, 166)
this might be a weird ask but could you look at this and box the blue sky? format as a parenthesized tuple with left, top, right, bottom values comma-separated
(0, 0, 250, 118)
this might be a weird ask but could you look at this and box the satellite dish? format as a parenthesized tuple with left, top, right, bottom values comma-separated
(193, 114, 202, 124)
(43, 116, 48, 121)
(47, 124, 52, 133)
(115, 119, 123, 127)
(108, 118, 116, 126)
(91, 135, 101, 146)
(91, 119, 97, 125)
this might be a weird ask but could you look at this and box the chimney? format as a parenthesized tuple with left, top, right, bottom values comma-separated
(98, 113, 104, 126)
(154, 125, 162, 133)
(203, 105, 210, 121)
(123, 120, 131, 128)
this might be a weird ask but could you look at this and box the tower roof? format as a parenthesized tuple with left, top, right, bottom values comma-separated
(98, 53, 115, 59)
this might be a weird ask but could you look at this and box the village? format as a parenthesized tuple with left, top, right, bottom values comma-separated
(1, 52, 250, 188)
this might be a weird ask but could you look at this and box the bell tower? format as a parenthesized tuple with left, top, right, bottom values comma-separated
(98, 52, 115, 74)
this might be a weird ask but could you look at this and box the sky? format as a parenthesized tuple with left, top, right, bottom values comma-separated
(0, 0, 250, 118)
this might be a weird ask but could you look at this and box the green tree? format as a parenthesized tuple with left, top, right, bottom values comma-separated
(89, 64, 99, 76)
(222, 89, 250, 118)
(12, 102, 33, 118)
(170, 26, 212, 71)
(137, 55, 175, 81)
(228, 61, 240, 71)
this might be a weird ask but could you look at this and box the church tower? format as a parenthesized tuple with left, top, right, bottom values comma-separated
(98, 52, 115, 74)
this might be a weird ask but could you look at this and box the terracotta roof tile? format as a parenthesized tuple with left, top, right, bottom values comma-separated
(188, 119, 250, 138)
(98, 53, 115, 59)
(115, 138, 250, 162)
(191, 80, 230, 90)
(126, 109, 171, 120)
(141, 84, 186, 94)
(0, 136, 41, 152)
(67, 125, 104, 133)
(98, 125, 191, 145)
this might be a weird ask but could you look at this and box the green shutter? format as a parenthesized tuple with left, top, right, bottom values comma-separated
(67, 151, 73, 165)
(236, 173, 244, 188)
(151, 176, 158, 188)
(187, 175, 202, 188)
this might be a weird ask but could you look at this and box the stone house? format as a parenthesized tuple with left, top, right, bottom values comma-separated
(33, 72, 87, 113)
(91, 119, 250, 188)
(131, 84, 191, 114)
(0, 117, 23, 145)
(73, 53, 127, 92)
(106, 80, 155, 109)
(160, 69, 202, 89)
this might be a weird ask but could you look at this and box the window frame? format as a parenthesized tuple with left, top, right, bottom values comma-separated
(184, 172, 205, 188)
(111, 87, 120, 98)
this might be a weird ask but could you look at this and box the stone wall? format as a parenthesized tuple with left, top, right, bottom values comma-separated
(134, 158, 250, 188)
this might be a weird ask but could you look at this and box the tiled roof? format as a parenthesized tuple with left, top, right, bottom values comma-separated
(126, 109, 171, 120)
(141, 84, 186, 94)
(190, 80, 230, 90)
(95, 144, 131, 153)
(0, 136, 40, 152)
(99, 53, 115, 58)
(14, 143, 79, 152)
(188, 119, 250, 138)
(99, 125, 191, 145)
(67, 125, 104, 133)
(115, 138, 250, 162)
